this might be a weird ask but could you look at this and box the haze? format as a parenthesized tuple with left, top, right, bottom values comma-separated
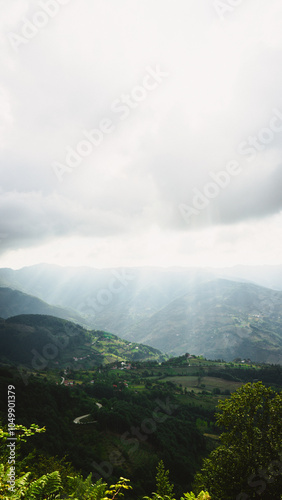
(1, 0, 282, 269)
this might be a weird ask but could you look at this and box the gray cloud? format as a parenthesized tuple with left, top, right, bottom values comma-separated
(0, 191, 128, 252)
(1, 0, 282, 266)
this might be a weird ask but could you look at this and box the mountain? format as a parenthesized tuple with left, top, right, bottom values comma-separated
(0, 263, 210, 306)
(0, 287, 85, 324)
(126, 279, 282, 363)
(0, 264, 214, 331)
(0, 265, 282, 363)
(0, 314, 165, 369)
(213, 265, 282, 291)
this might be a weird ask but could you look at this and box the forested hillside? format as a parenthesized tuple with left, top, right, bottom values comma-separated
(0, 360, 281, 499)
(0, 365, 207, 497)
(0, 314, 166, 369)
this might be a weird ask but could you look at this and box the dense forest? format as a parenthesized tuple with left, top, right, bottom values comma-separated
(0, 357, 282, 499)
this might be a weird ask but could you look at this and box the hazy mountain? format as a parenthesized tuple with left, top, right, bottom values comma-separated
(0, 314, 165, 369)
(0, 264, 214, 331)
(126, 279, 282, 363)
(213, 265, 282, 291)
(0, 265, 282, 363)
(0, 287, 85, 325)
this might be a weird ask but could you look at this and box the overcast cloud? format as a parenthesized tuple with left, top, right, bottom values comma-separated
(1, 0, 282, 269)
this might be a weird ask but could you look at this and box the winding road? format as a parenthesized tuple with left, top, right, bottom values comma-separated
(73, 403, 102, 424)
(73, 413, 92, 424)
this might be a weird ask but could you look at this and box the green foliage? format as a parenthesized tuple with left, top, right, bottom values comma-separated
(21, 471, 62, 499)
(143, 470, 210, 500)
(0, 423, 60, 499)
(155, 460, 174, 498)
(0, 467, 62, 499)
(0, 467, 130, 500)
(144, 460, 175, 500)
(0, 369, 208, 496)
(103, 477, 132, 499)
(24, 454, 76, 486)
(195, 382, 282, 499)
(180, 493, 210, 500)
(143, 495, 175, 500)
(8, 360, 282, 497)
(0, 421, 210, 500)
(66, 473, 107, 499)
(0, 423, 45, 443)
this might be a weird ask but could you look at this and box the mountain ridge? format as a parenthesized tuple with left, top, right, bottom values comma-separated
(0, 265, 281, 363)
(126, 279, 282, 362)
(0, 313, 166, 369)
(0, 286, 86, 325)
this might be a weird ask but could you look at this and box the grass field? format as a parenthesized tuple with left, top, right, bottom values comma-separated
(159, 375, 243, 393)
(176, 393, 219, 410)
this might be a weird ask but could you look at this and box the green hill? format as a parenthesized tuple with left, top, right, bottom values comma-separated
(1, 267, 282, 363)
(0, 314, 166, 369)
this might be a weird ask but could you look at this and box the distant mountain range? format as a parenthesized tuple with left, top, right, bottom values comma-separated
(126, 279, 282, 363)
(0, 287, 85, 325)
(0, 264, 281, 363)
(211, 265, 282, 291)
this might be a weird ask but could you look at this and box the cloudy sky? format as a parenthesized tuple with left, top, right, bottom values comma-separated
(1, 0, 282, 269)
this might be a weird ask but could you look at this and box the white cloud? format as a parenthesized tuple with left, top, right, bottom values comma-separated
(1, 0, 282, 269)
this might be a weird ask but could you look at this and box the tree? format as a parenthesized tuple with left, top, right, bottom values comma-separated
(0, 469, 62, 499)
(0, 422, 209, 499)
(194, 382, 282, 499)
(144, 460, 209, 500)
(0, 421, 131, 500)
(156, 460, 175, 498)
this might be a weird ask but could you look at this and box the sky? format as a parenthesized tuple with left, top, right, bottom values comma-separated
(1, 0, 282, 270)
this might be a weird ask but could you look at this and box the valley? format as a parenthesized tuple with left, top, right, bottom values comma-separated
(1, 264, 282, 363)
(1, 354, 281, 497)
(0, 265, 281, 498)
